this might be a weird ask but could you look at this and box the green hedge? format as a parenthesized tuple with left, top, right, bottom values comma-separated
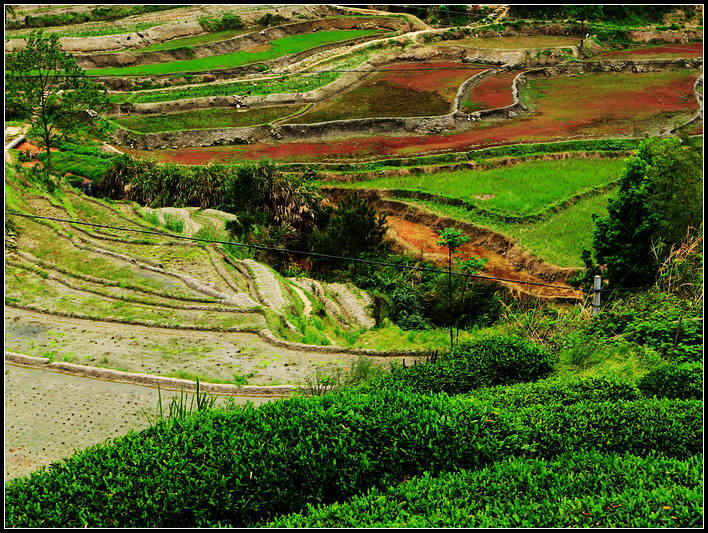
(467, 376, 641, 408)
(5, 392, 702, 527)
(387, 335, 553, 394)
(268, 451, 703, 527)
(638, 363, 703, 400)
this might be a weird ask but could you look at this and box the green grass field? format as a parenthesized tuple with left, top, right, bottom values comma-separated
(325, 157, 625, 217)
(108, 46, 381, 104)
(89, 29, 383, 76)
(399, 190, 614, 268)
(113, 105, 306, 132)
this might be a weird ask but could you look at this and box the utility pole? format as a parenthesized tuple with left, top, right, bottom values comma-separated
(592, 275, 601, 317)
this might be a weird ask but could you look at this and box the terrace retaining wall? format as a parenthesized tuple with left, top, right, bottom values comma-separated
(670, 73, 704, 133)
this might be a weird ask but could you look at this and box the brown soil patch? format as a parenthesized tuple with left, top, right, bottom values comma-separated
(14, 141, 59, 154)
(385, 215, 581, 301)
(244, 42, 273, 53)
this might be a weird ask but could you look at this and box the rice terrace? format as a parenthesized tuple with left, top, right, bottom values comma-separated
(3, 4, 704, 528)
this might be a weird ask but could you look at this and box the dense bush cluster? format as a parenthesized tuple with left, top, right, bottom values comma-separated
(638, 363, 703, 400)
(197, 13, 244, 32)
(384, 335, 553, 394)
(268, 451, 703, 528)
(5, 392, 702, 527)
(467, 375, 641, 408)
(588, 290, 703, 362)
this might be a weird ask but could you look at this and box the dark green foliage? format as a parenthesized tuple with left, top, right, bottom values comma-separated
(268, 451, 703, 528)
(353, 254, 437, 329)
(388, 335, 553, 394)
(588, 290, 702, 362)
(256, 13, 288, 27)
(592, 137, 703, 289)
(198, 12, 244, 32)
(309, 193, 388, 264)
(468, 376, 641, 409)
(4, 393, 702, 527)
(638, 363, 703, 400)
(508, 5, 685, 24)
(14, 6, 182, 29)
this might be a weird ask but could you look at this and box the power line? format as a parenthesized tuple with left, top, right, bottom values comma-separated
(5, 211, 582, 293)
(7, 66, 500, 79)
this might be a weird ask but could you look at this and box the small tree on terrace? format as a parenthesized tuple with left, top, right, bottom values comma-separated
(5, 29, 109, 169)
(437, 227, 485, 350)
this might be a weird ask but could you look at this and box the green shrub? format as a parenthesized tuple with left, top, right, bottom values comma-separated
(162, 213, 184, 234)
(389, 335, 554, 394)
(589, 291, 703, 362)
(268, 451, 703, 527)
(256, 12, 287, 27)
(198, 12, 244, 32)
(5, 390, 702, 528)
(468, 376, 640, 408)
(638, 363, 703, 400)
(5, 394, 701, 527)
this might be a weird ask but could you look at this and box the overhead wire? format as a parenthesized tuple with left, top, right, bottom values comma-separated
(5, 211, 583, 293)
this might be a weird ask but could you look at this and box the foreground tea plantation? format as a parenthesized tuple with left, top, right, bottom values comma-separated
(4, 4, 704, 528)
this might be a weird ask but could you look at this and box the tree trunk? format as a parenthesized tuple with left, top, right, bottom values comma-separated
(448, 249, 453, 350)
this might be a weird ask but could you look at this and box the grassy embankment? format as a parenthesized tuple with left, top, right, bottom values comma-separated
(88, 29, 384, 76)
(107, 46, 383, 104)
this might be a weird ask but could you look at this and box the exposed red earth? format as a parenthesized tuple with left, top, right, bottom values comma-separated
(593, 42, 703, 59)
(385, 215, 582, 301)
(379, 61, 486, 97)
(134, 70, 700, 164)
(463, 70, 524, 111)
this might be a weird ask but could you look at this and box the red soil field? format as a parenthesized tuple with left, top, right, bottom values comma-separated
(594, 42, 703, 59)
(132, 70, 701, 164)
(379, 61, 486, 97)
(463, 70, 523, 111)
(386, 216, 581, 300)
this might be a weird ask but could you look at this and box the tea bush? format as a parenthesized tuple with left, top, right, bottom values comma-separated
(638, 362, 703, 400)
(5, 392, 700, 527)
(4, 391, 509, 527)
(268, 451, 703, 527)
(467, 375, 641, 408)
(387, 335, 553, 394)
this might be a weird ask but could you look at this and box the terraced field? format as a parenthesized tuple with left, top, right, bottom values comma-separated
(113, 105, 308, 133)
(4, 5, 704, 490)
(87, 29, 385, 76)
(288, 62, 487, 122)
